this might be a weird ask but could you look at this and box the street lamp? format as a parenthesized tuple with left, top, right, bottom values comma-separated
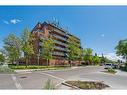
(37, 49, 40, 66)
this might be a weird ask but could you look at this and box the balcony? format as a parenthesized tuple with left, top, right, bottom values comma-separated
(52, 34, 67, 41)
(53, 28, 66, 36)
(39, 35, 45, 40)
(52, 52, 65, 56)
(36, 29, 43, 32)
(54, 46, 67, 51)
(39, 42, 43, 46)
(54, 40, 67, 47)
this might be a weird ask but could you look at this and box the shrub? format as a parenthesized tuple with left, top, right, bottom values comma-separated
(43, 79, 55, 90)
(107, 68, 116, 74)
(65, 81, 109, 89)
(9, 65, 50, 69)
(9, 65, 70, 70)
(120, 66, 127, 72)
(0, 66, 14, 73)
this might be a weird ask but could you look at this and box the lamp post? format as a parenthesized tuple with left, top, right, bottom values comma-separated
(37, 49, 40, 66)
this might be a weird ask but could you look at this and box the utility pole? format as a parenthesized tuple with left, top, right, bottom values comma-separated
(37, 49, 40, 66)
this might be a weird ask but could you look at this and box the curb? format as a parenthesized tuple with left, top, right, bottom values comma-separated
(61, 82, 80, 89)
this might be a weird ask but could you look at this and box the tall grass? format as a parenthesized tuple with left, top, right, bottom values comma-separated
(0, 66, 14, 73)
(43, 79, 55, 90)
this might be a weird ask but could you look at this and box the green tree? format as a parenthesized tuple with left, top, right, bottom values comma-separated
(93, 56, 100, 65)
(0, 54, 5, 63)
(3, 34, 22, 64)
(100, 53, 106, 63)
(67, 36, 82, 67)
(40, 38, 55, 66)
(115, 39, 127, 63)
(83, 48, 93, 65)
(21, 28, 35, 67)
(76, 47, 83, 64)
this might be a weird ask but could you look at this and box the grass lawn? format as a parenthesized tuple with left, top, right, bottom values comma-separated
(8, 65, 70, 70)
(64, 81, 109, 90)
(120, 66, 127, 72)
(103, 68, 117, 74)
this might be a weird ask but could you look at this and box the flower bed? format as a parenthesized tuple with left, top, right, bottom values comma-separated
(103, 68, 117, 74)
(64, 81, 110, 90)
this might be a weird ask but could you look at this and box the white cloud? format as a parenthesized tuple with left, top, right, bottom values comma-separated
(2, 19, 22, 25)
(3, 20, 9, 24)
(103, 53, 126, 62)
(101, 34, 105, 37)
(10, 19, 21, 24)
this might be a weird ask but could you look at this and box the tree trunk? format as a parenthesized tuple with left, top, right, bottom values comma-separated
(79, 60, 80, 66)
(69, 60, 71, 67)
(28, 56, 29, 66)
(46, 59, 48, 67)
(16, 59, 19, 66)
(25, 56, 28, 68)
(12, 60, 14, 64)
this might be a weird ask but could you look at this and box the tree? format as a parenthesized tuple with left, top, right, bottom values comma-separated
(0, 54, 5, 63)
(93, 56, 100, 65)
(67, 36, 82, 67)
(40, 38, 55, 66)
(21, 28, 35, 67)
(100, 53, 106, 63)
(83, 48, 93, 65)
(76, 47, 83, 64)
(115, 39, 127, 63)
(3, 34, 22, 64)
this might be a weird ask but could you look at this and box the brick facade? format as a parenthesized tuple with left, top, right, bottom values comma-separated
(30, 21, 82, 66)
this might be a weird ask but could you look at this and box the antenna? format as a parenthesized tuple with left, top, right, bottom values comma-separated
(65, 26, 69, 32)
(51, 17, 59, 27)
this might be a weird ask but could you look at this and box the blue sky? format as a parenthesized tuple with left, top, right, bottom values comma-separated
(1, 6, 127, 55)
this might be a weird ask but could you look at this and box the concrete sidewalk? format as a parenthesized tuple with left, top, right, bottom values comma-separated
(14, 66, 82, 73)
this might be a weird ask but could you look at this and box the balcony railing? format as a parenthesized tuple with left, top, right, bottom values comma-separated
(54, 46, 67, 51)
(52, 34, 67, 41)
(54, 40, 67, 47)
(52, 52, 65, 56)
(53, 28, 66, 36)
(39, 35, 45, 40)
(39, 42, 43, 46)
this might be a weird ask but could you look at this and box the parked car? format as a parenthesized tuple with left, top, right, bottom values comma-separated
(0, 62, 4, 65)
(104, 63, 114, 69)
(113, 64, 119, 69)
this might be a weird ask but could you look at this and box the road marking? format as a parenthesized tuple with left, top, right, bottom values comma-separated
(17, 71, 32, 75)
(39, 72, 65, 81)
(37, 72, 66, 88)
(11, 74, 22, 89)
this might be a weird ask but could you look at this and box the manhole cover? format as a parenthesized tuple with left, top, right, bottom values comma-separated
(20, 76, 27, 78)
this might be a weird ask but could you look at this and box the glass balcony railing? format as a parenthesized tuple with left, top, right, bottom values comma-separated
(52, 34, 67, 41)
(52, 52, 65, 56)
(54, 40, 67, 47)
(39, 35, 45, 40)
(54, 46, 67, 51)
(39, 42, 43, 46)
(53, 28, 66, 36)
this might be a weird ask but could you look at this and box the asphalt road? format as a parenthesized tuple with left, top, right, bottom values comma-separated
(0, 66, 127, 89)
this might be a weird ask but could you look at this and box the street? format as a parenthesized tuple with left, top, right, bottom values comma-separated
(0, 66, 127, 89)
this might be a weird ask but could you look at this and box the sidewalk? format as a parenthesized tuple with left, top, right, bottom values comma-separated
(15, 66, 81, 73)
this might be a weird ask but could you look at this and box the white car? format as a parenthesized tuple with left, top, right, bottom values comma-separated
(104, 63, 114, 69)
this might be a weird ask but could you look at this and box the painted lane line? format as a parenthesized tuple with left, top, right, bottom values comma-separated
(11, 74, 22, 89)
(37, 72, 81, 89)
(39, 72, 65, 81)
(38, 72, 66, 88)
(55, 81, 65, 87)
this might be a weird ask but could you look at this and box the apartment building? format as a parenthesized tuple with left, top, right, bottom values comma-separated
(31, 21, 82, 66)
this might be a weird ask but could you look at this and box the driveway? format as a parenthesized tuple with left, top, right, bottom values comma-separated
(0, 66, 127, 89)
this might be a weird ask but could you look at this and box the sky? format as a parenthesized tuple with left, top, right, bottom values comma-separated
(1, 6, 127, 55)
